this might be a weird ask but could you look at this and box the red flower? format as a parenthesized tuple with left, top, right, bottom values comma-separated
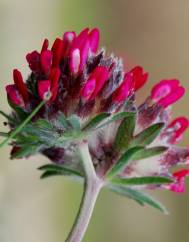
(81, 66, 109, 101)
(6, 85, 25, 107)
(6, 69, 29, 107)
(38, 80, 51, 100)
(131, 66, 148, 91)
(112, 72, 134, 103)
(40, 50, 53, 75)
(51, 38, 64, 67)
(13, 69, 29, 103)
(69, 28, 100, 75)
(26, 38, 53, 75)
(38, 68, 60, 102)
(26, 50, 41, 73)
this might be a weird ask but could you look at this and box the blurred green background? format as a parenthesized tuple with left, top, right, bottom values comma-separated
(0, 0, 189, 241)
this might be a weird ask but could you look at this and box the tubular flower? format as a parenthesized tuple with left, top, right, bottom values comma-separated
(161, 117, 189, 144)
(150, 79, 185, 108)
(1, 27, 189, 223)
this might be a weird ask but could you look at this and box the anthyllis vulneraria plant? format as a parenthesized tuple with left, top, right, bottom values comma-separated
(1, 27, 189, 242)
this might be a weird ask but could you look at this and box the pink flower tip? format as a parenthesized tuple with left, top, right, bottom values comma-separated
(167, 117, 189, 143)
(166, 169, 189, 193)
(63, 31, 76, 44)
(151, 79, 185, 108)
(70, 48, 81, 75)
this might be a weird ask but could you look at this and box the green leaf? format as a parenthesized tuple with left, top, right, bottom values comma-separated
(38, 164, 83, 179)
(132, 146, 168, 160)
(96, 112, 135, 130)
(57, 130, 84, 144)
(0, 100, 45, 148)
(7, 98, 28, 122)
(0, 132, 9, 137)
(67, 115, 81, 130)
(114, 114, 136, 151)
(0, 110, 15, 123)
(58, 113, 70, 130)
(111, 176, 173, 186)
(131, 122, 164, 147)
(15, 132, 42, 145)
(11, 145, 38, 158)
(108, 185, 168, 213)
(106, 146, 144, 179)
(35, 119, 53, 130)
(82, 113, 110, 131)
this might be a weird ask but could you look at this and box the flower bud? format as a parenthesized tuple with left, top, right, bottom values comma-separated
(112, 72, 134, 103)
(49, 68, 61, 102)
(41, 38, 49, 53)
(26, 51, 41, 72)
(131, 66, 148, 91)
(51, 38, 64, 67)
(6, 84, 25, 107)
(40, 50, 53, 75)
(13, 69, 29, 103)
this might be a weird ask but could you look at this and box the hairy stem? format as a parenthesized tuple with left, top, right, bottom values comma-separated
(65, 141, 102, 242)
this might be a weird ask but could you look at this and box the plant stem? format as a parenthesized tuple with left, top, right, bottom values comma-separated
(65, 141, 103, 242)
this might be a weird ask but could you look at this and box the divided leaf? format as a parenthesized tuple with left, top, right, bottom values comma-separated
(11, 145, 38, 158)
(38, 164, 83, 179)
(57, 113, 70, 130)
(0, 101, 45, 148)
(35, 119, 53, 130)
(96, 112, 134, 130)
(82, 113, 110, 131)
(67, 115, 81, 130)
(0, 110, 16, 124)
(114, 114, 136, 151)
(111, 176, 173, 186)
(0, 132, 9, 137)
(132, 146, 168, 160)
(131, 122, 164, 147)
(106, 146, 143, 179)
(108, 184, 168, 213)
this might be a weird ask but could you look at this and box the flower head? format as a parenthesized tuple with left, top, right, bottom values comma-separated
(1, 28, 189, 214)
